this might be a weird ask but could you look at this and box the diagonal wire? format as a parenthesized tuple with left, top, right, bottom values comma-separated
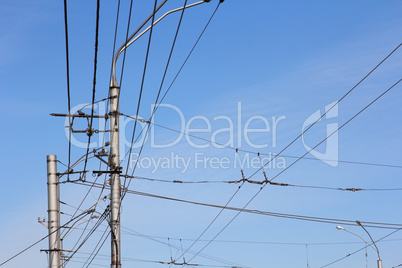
(247, 42, 402, 181)
(121, 0, 222, 201)
(122, 0, 159, 186)
(123, 0, 190, 195)
(179, 42, 402, 260)
(320, 228, 402, 267)
(186, 78, 402, 262)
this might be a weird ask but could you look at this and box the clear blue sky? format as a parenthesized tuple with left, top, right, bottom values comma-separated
(1, 0, 402, 267)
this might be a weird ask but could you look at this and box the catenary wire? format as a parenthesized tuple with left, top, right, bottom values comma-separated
(123, 0, 191, 198)
(246, 42, 402, 182)
(122, 174, 402, 192)
(82, 0, 100, 179)
(173, 42, 402, 260)
(73, 180, 402, 229)
(118, 0, 222, 172)
(70, 226, 402, 246)
(83, 227, 110, 267)
(69, 254, 244, 267)
(122, 0, 159, 187)
(186, 77, 402, 262)
(116, 0, 135, 93)
(63, 208, 110, 266)
(319, 228, 402, 267)
(121, 232, 402, 246)
(267, 78, 402, 184)
(136, 117, 402, 169)
(64, 0, 103, 241)
(120, 226, 250, 267)
(0, 210, 92, 266)
(172, 149, 246, 265)
(63, 0, 72, 181)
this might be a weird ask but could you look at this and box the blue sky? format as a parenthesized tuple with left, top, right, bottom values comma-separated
(1, 0, 402, 267)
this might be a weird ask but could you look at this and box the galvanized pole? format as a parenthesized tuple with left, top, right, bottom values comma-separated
(47, 155, 62, 268)
(109, 78, 121, 268)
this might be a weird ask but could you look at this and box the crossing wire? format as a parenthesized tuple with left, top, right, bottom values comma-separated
(74, 180, 402, 229)
(122, 174, 402, 192)
(173, 147, 246, 264)
(82, 0, 100, 178)
(0, 210, 92, 266)
(65, 0, 102, 236)
(319, 228, 402, 267)
(179, 42, 402, 261)
(122, 0, 159, 189)
(117, 0, 221, 169)
(139, 118, 402, 169)
(119, 226, 250, 267)
(186, 77, 402, 263)
(63, 208, 110, 266)
(82, 227, 110, 267)
(247, 41, 402, 184)
(123, 0, 191, 196)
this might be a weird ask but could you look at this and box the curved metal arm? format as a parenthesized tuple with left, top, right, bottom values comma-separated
(111, 0, 206, 85)
(356, 220, 381, 258)
(343, 228, 379, 256)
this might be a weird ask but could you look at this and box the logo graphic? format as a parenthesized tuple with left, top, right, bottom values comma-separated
(302, 101, 339, 167)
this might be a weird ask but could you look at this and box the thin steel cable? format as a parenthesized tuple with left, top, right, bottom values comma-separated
(63, 208, 110, 266)
(115, 0, 136, 98)
(119, 226, 249, 267)
(63, 0, 72, 181)
(123, 0, 190, 195)
(121, 0, 222, 202)
(122, 0, 159, 185)
(173, 148, 246, 265)
(82, 0, 101, 176)
(320, 228, 402, 268)
(187, 78, 402, 262)
(124, 0, 189, 179)
(246, 42, 402, 182)
(139, 118, 402, 169)
(66, 0, 103, 232)
(122, 174, 402, 192)
(120, 233, 402, 246)
(268, 78, 402, 184)
(118, 1, 221, 169)
(157, 0, 222, 108)
(75, 180, 402, 229)
(83, 227, 110, 267)
(0, 210, 91, 266)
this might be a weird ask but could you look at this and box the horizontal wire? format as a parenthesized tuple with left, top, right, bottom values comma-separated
(121, 174, 402, 192)
(72, 180, 402, 229)
(118, 231, 402, 246)
(121, 113, 402, 170)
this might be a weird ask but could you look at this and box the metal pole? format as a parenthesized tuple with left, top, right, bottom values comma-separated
(107, 2, 210, 266)
(47, 155, 62, 268)
(109, 79, 121, 268)
(378, 259, 383, 268)
(356, 221, 382, 268)
(337, 225, 382, 268)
